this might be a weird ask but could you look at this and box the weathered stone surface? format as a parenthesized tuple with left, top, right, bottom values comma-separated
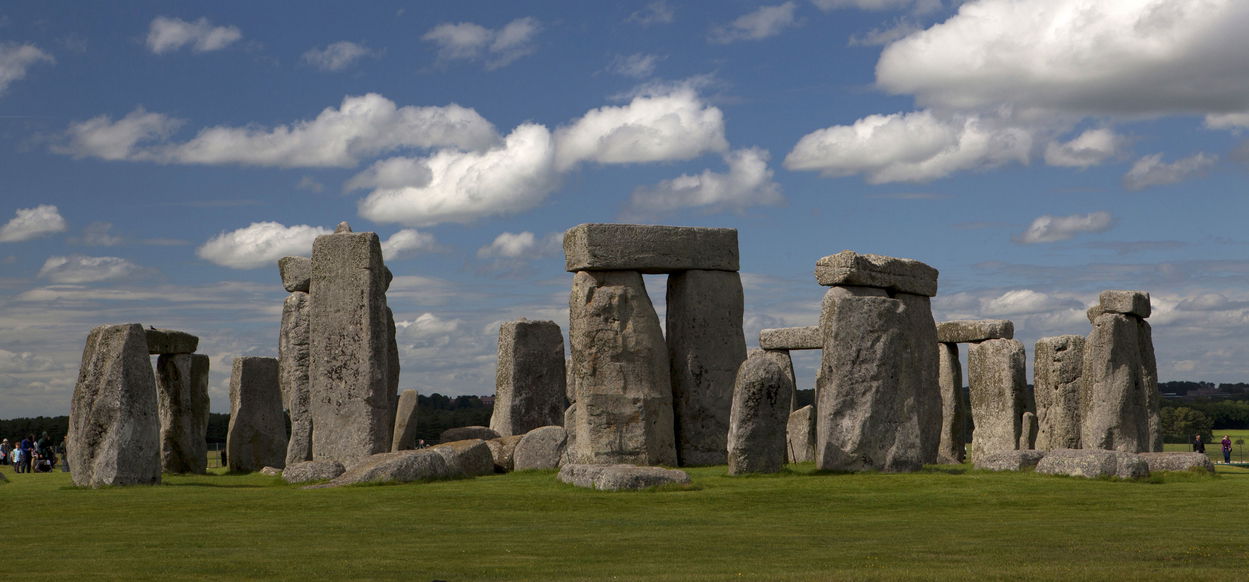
(898, 292, 941, 465)
(145, 328, 198, 355)
(765, 349, 798, 412)
(968, 339, 1028, 458)
(814, 250, 939, 297)
(188, 354, 210, 470)
(513, 426, 568, 471)
(1081, 312, 1161, 453)
(312, 449, 457, 488)
(155, 353, 208, 474)
(227, 357, 288, 473)
(974, 449, 1047, 472)
(385, 306, 399, 439)
(391, 389, 419, 452)
(335, 221, 352, 233)
(759, 326, 821, 350)
(429, 439, 495, 477)
(68, 323, 161, 487)
(309, 229, 394, 462)
(1035, 448, 1149, 480)
(1020, 411, 1038, 450)
(490, 319, 567, 437)
(936, 320, 1014, 344)
(439, 426, 500, 444)
(567, 270, 676, 466)
(786, 405, 816, 463)
(1138, 452, 1215, 474)
(937, 343, 967, 464)
(727, 350, 794, 475)
(278, 256, 311, 293)
(280, 291, 312, 466)
(260, 466, 282, 477)
(563, 223, 739, 273)
(1034, 335, 1084, 450)
(485, 435, 524, 473)
(813, 285, 887, 413)
(282, 459, 346, 484)
(557, 464, 692, 491)
(1099, 290, 1151, 318)
(668, 269, 747, 466)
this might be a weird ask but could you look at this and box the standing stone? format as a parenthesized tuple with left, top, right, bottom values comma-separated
(385, 306, 400, 438)
(280, 291, 312, 466)
(490, 320, 567, 437)
(937, 343, 967, 463)
(898, 292, 941, 464)
(567, 270, 676, 466)
(68, 323, 161, 487)
(309, 228, 394, 463)
(1020, 411, 1038, 450)
(967, 339, 1028, 458)
(189, 354, 210, 472)
(391, 389, 419, 452)
(667, 269, 747, 466)
(786, 405, 816, 463)
(766, 349, 798, 412)
(1082, 310, 1161, 452)
(727, 350, 794, 475)
(813, 285, 887, 411)
(1034, 335, 1084, 450)
(155, 353, 208, 473)
(227, 357, 288, 472)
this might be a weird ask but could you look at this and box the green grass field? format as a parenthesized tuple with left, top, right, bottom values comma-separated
(4, 449, 1248, 581)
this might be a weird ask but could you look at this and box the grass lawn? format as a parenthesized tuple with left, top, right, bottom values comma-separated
(4, 455, 1248, 581)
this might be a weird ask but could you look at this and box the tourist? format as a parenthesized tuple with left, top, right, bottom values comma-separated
(20, 434, 34, 474)
(11, 445, 22, 473)
(1221, 435, 1232, 464)
(0, 438, 9, 465)
(1192, 434, 1206, 454)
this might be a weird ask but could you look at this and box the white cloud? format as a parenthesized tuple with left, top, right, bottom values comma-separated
(1044, 128, 1128, 168)
(381, 229, 438, 261)
(296, 176, 324, 192)
(396, 312, 461, 340)
(875, 0, 1249, 116)
(784, 110, 1032, 183)
(146, 16, 241, 54)
(709, 2, 801, 44)
(0, 349, 54, 374)
(476, 231, 563, 259)
(197, 222, 331, 269)
(1205, 112, 1249, 130)
(554, 87, 728, 171)
(54, 108, 183, 161)
(356, 123, 559, 226)
(0, 204, 67, 242)
(37, 255, 141, 283)
(628, 1, 675, 25)
(344, 156, 434, 192)
(981, 289, 1083, 317)
(1014, 211, 1113, 244)
(79, 222, 122, 246)
(812, 0, 937, 11)
(422, 17, 541, 69)
(608, 53, 662, 79)
(627, 147, 783, 216)
(0, 43, 54, 96)
(303, 41, 374, 71)
(1123, 152, 1216, 191)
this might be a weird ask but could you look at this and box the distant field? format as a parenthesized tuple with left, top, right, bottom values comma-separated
(4, 457, 1247, 581)
(1164, 428, 1249, 464)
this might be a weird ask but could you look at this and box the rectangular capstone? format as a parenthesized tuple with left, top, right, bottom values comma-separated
(145, 328, 198, 355)
(563, 223, 739, 273)
(759, 326, 821, 350)
(279, 256, 311, 293)
(814, 250, 938, 297)
(1099, 290, 1150, 318)
(936, 320, 1014, 344)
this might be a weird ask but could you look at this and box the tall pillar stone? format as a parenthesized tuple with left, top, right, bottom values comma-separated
(937, 342, 967, 463)
(490, 319, 567, 437)
(786, 405, 816, 463)
(68, 323, 161, 487)
(898, 292, 941, 464)
(156, 353, 208, 474)
(727, 350, 794, 475)
(227, 357, 287, 472)
(391, 389, 420, 452)
(967, 338, 1028, 458)
(1034, 335, 1084, 450)
(1020, 411, 1038, 450)
(280, 290, 312, 466)
(1081, 290, 1160, 452)
(189, 354, 210, 471)
(667, 269, 747, 466)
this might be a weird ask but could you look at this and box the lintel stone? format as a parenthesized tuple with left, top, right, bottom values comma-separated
(562, 223, 739, 273)
(1099, 290, 1150, 318)
(936, 319, 1014, 344)
(759, 326, 821, 350)
(814, 250, 938, 297)
(145, 328, 198, 355)
(278, 256, 311, 293)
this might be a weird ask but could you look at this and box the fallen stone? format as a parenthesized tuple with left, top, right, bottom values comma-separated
(557, 464, 692, 491)
(485, 435, 525, 473)
(278, 256, 311, 293)
(974, 449, 1047, 472)
(155, 353, 208, 474)
(429, 439, 495, 477)
(759, 326, 821, 350)
(68, 323, 161, 487)
(786, 405, 816, 463)
(391, 389, 420, 452)
(283, 459, 346, 484)
(260, 466, 282, 477)
(968, 339, 1028, 458)
(227, 357, 288, 473)
(1138, 452, 1215, 474)
(563, 223, 739, 273)
(513, 426, 568, 471)
(312, 449, 458, 488)
(439, 426, 500, 444)
(1035, 448, 1149, 480)
(1081, 312, 1161, 453)
(936, 342, 967, 464)
(1034, 335, 1084, 450)
(936, 320, 1014, 344)
(490, 320, 567, 437)
(1020, 411, 1038, 450)
(814, 250, 938, 297)
(280, 291, 313, 466)
(727, 350, 794, 475)
(145, 328, 198, 355)
(1099, 290, 1151, 318)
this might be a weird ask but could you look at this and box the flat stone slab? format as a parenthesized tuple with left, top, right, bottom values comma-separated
(557, 464, 692, 491)
(1099, 290, 1150, 318)
(974, 450, 1047, 472)
(814, 250, 938, 297)
(1138, 452, 1215, 474)
(439, 426, 501, 444)
(283, 459, 346, 484)
(759, 326, 821, 350)
(145, 328, 198, 354)
(1035, 448, 1149, 480)
(429, 439, 495, 477)
(278, 256, 311, 293)
(936, 320, 1014, 344)
(307, 449, 458, 488)
(563, 223, 739, 273)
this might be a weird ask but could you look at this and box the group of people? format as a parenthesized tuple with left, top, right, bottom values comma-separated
(1192, 434, 1236, 464)
(0, 433, 66, 473)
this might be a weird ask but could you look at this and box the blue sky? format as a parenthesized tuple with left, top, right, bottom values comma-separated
(3, 1, 1249, 416)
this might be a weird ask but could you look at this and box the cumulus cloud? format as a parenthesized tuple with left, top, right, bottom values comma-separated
(627, 148, 783, 216)
(709, 2, 801, 44)
(0, 205, 67, 242)
(197, 222, 331, 269)
(981, 289, 1084, 317)
(811, 0, 938, 11)
(1014, 211, 1113, 244)
(1044, 128, 1128, 168)
(1205, 112, 1249, 130)
(1123, 152, 1216, 191)
(422, 17, 541, 69)
(628, 1, 675, 25)
(54, 108, 183, 161)
(37, 255, 141, 283)
(146, 16, 241, 54)
(0, 349, 55, 374)
(303, 41, 374, 71)
(608, 53, 662, 79)
(0, 43, 54, 96)
(78, 222, 122, 246)
(381, 229, 438, 261)
(396, 312, 461, 341)
(476, 231, 563, 259)
(784, 110, 1032, 183)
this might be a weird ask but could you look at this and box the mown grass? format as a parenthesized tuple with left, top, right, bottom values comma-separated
(4, 455, 1248, 581)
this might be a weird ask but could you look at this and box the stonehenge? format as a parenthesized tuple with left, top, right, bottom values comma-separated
(226, 357, 287, 473)
(934, 319, 1015, 462)
(1081, 290, 1161, 453)
(726, 350, 795, 475)
(967, 338, 1029, 458)
(490, 320, 566, 437)
(391, 389, 420, 452)
(1034, 335, 1084, 450)
(155, 353, 210, 474)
